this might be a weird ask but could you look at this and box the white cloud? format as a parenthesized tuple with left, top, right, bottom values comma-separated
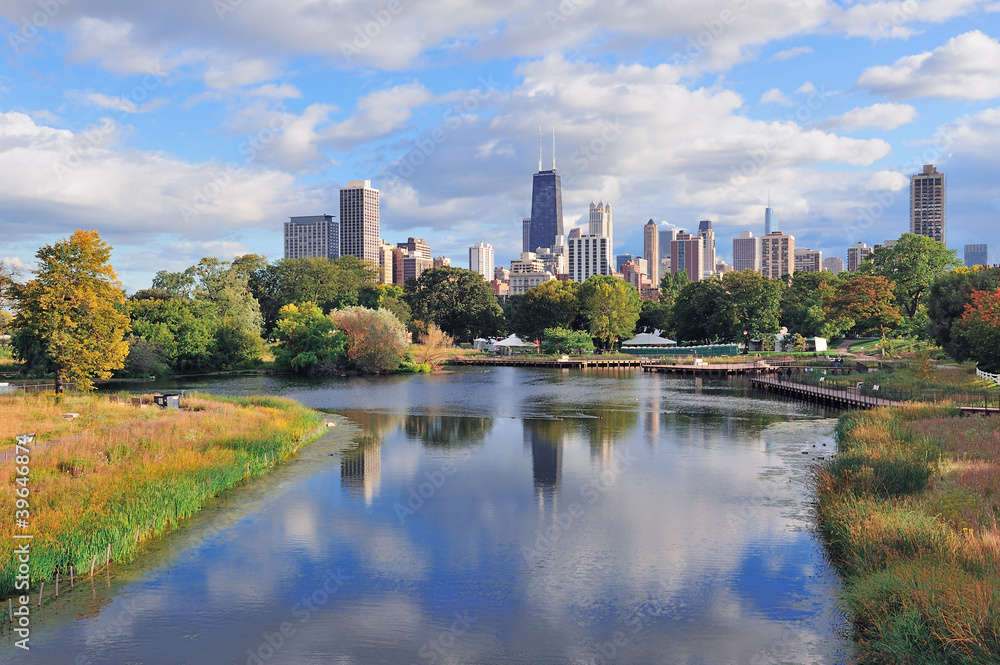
(857, 30, 1000, 100)
(865, 170, 909, 191)
(821, 103, 918, 131)
(67, 91, 167, 114)
(760, 88, 792, 106)
(768, 46, 813, 62)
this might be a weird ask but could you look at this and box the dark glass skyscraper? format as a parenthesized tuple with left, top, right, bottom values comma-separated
(527, 168, 563, 254)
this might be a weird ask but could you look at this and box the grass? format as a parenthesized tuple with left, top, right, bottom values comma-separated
(848, 337, 939, 356)
(0, 392, 324, 600)
(817, 405, 1000, 663)
(797, 361, 999, 402)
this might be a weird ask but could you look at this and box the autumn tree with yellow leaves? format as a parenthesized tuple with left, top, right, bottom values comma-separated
(11, 230, 130, 392)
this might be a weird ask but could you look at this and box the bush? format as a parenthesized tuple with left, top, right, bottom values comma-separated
(541, 327, 594, 354)
(330, 306, 409, 374)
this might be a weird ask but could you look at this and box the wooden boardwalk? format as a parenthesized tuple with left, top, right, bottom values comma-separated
(449, 357, 649, 369)
(644, 362, 784, 377)
(749, 376, 900, 409)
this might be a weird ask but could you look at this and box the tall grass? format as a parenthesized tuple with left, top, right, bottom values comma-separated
(818, 405, 1000, 663)
(0, 393, 323, 600)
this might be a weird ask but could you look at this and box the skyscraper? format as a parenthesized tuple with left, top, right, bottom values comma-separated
(910, 164, 946, 244)
(588, 201, 613, 270)
(764, 200, 779, 236)
(522, 218, 532, 253)
(698, 220, 716, 279)
(528, 129, 563, 253)
(643, 219, 659, 286)
(283, 215, 340, 260)
(469, 242, 495, 279)
(965, 244, 989, 267)
(847, 242, 872, 272)
(659, 228, 679, 262)
(568, 235, 610, 282)
(339, 179, 380, 264)
(794, 248, 822, 273)
(761, 231, 794, 279)
(733, 231, 760, 272)
(670, 232, 704, 282)
(823, 257, 845, 274)
(396, 237, 432, 283)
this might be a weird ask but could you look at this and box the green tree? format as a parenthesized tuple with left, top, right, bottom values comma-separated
(635, 298, 672, 335)
(151, 267, 197, 298)
(659, 270, 688, 310)
(780, 270, 848, 339)
(541, 327, 594, 354)
(330, 306, 410, 374)
(953, 288, 1000, 371)
(925, 266, 1000, 359)
(721, 270, 784, 347)
(128, 297, 218, 373)
(404, 267, 504, 342)
(827, 275, 901, 339)
(578, 275, 641, 349)
(859, 233, 961, 327)
(669, 277, 733, 344)
(11, 230, 131, 392)
(273, 302, 347, 375)
(511, 280, 581, 342)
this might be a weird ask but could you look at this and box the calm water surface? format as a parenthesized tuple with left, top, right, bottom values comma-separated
(2, 368, 852, 664)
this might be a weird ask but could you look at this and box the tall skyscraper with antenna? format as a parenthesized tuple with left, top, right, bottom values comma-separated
(526, 126, 564, 254)
(764, 193, 778, 236)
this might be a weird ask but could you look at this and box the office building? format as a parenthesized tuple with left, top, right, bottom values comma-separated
(659, 228, 679, 262)
(376, 239, 395, 283)
(911, 164, 946, 244)
(714, 259, 733, 274)
(340, 180, 380, 264)
(396, 237, 432, 283)
(536, 246, 566, 276)
(509, 252, 555, 295)
(494, 266, 510, 282)
(669, 232, 704, 282)
(522, 218, 532, 253)
(823, 257, 845, 274)
(283, 215, 340, 260)
(643, 219, 660, 286)
(528, 131, 564, 253)
(847, 242, 872, 272)
(697, 220, 716, 279)
(621, 259, 654, 296)
(615, 254, 635, 273)
(965, 244, 989, 267)
(761, 231, 794, 279)
(764, 202, 779, 236)
(568, 234, 611, 283)
(469, 242, 494, 279)
(589, 201, 614, 270)
(733, 231, 760, 272)
(794, 248, 822, 273)
(433, 257, 450, 268)
(873, 238, 897, 251)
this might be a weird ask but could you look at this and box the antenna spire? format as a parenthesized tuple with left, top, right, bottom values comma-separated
(768, 189, 771, 208)
(552, 126, 556, 170)
(538, 126, 542, 172)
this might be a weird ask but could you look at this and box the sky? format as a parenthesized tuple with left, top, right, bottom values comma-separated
(1, 0, 999, 292)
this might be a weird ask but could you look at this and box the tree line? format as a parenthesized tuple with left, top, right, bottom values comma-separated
(2, 230, 999, 391)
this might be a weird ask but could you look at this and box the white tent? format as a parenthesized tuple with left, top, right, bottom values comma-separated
(491, 334, 536, 354)
(621, 332, 676, 347)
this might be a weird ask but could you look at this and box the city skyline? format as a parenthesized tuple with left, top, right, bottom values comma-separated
(2, 4, 1000, 290)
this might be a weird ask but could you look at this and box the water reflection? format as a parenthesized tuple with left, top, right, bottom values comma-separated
(340, 437, 382, 505)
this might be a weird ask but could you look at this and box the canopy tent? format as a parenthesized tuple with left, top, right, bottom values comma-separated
(491, 334, 537, 354)
(620, 332, 676, 347)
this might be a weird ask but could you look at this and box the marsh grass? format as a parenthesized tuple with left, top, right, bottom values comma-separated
(819, 406, 1000, 663)
(0, 392, 323, 599)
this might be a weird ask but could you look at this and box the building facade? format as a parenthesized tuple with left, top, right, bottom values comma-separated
(568, 235, 611, 283)
(643, 219, 659, 286)
(396, 237, 432, 284)
(847, 242, 872, 272)
(910, 164, 946, 244)
(764, 205, 779, 236)
(509, 251, 554, 295)
(669, 233, 703, 282)
(283, 215, 340, 260)
(339, 180, 380, 264)
(822, 256, 845, 274)
(528, 170, 563, 253)
(733, 231, 760, 272)
(376, 239, 395, 283)
(793, 248, 822, 273)
(588, 201, 614, 271)
(965, 244, 988, 267)
(697, 220, 716, 279)
(760, 231, 794, 279)
(469, 242, 494, 279)
(659, 228, 679, 263)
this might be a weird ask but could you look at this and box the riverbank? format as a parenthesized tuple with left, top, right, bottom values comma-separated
(817, 405, 1000, 662)
(0, 392, 327, 600)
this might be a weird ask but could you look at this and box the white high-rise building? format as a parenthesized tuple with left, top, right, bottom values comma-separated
(284, 215, 340, 260)
(761, 231, 794, 279)
(568, 234, 611, 282)
(468, 242, 494, 280)
(588, 201, 614, 271)
(732, 231, 760, 272)
(339, 180, 380, 264)
(698, 220, 716, 279)
(643, 219, 659, 287)
(847, 242, 872, 272)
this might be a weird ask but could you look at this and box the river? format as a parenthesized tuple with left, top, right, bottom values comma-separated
(1, 367, 851, 664)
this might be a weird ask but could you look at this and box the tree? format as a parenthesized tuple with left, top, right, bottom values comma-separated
(925, 266, 1000, 359)
(273, 302, 347, 375)
(859, 233, 960, 326)
(954, 288, 1000, 371)
(403, 267, 504, 342)
(659, 270, 688, 310)
(412, 323, 453, 366)
(541, 327, 594, 354)
(780, 270, 848, 339)
(128, 297, 217, 374)
(635, 299, 672, 335)
(11, 230, 130, 392)
(827, 275, 901, 339)
(669, 277, 733, 344)
(511, 280, 581, 342)
(721, 270, 784, 346)
(330, 306, 410, 374)
(578, 275, 641, 349)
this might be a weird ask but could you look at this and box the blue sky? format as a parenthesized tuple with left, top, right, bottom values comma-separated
(1, 0, 999, 291)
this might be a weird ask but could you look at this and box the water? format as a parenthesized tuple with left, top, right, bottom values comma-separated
(1, 367, 852, 664)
